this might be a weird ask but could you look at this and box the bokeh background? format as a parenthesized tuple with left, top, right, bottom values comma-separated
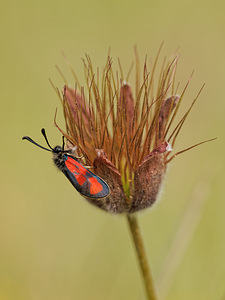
(1, 0, 224, 299)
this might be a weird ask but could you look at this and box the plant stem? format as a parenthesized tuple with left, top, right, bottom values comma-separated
(127, 213, 157, 300)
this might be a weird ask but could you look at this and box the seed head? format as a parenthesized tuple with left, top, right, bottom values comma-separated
(53, 49, 213, 213)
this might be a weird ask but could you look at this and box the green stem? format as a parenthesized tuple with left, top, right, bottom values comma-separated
(127, 214, 157, 300)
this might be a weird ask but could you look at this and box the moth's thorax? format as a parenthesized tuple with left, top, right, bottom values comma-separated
(53, 151, 65, 170)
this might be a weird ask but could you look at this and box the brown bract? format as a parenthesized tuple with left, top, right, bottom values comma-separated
(131, 142, 170, 212)
(93, 149, 127, 213)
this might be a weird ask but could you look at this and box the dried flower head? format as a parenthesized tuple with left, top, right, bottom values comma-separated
(53, 49, 213, 214)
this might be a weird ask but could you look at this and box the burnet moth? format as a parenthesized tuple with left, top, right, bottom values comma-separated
(22, 129, 110, 199)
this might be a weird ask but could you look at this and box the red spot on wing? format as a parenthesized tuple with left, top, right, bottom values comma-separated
(75, 173, 86, 185)
(89, 177, 103, 195)
(65, 157, 87, 185)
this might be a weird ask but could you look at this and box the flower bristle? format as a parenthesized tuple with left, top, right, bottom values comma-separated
(58, 53, 179, 167)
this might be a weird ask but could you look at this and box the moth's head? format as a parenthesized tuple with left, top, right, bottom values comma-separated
(53, 146, 63, 153)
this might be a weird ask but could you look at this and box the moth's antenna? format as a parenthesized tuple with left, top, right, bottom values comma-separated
(41, 128, 54, 151)
(22, 136, 51, 152)
(62, 136, 65, 151)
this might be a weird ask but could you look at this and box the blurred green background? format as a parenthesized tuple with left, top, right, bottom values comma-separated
(1, 0, 224, 299)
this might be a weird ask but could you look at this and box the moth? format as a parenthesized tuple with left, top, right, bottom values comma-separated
(22, 129, 110, 199)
